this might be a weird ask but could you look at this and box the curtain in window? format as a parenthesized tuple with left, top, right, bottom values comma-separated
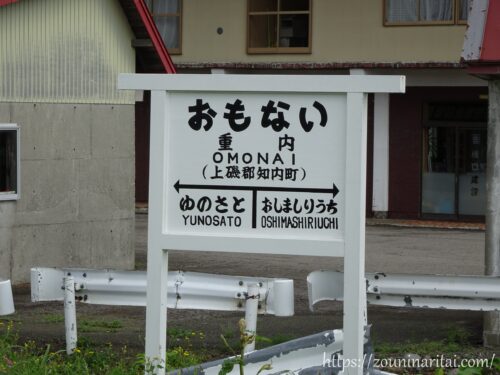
(153, 0, 179, 14)
(420, 0, 452, 21)
(459, 0, 470, 20)
(152, 0, 180, 50)
(386, 0, 418, 22)
(155, 17, 179, 49)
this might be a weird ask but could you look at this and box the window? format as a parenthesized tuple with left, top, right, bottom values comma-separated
(247, 0, 311, 54)
(149, 0, 182, 54)
(0, 124, 20, 201)
(384, 0, 470, 25)
(457, 0, 470, 23)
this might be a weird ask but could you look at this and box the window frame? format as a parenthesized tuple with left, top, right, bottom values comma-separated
(383, 0, 468, 26)
(247, 0, 312, 54)
(150, 0, 183, 55)
(0, 124, 20, 201)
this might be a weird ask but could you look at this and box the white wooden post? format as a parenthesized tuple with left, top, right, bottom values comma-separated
(343, 92, 368, 375)
(64, 276, 77, 355)
(144, 90, 170, 374)
(244, 283, 259, 353)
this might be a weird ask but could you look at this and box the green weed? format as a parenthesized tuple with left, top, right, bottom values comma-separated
(40, 314, 64, 324)
(456, 357, 500, 375)
(256, 333, 294, 347)
(79, 319, 124, 333)
(218, 319, 273, 375)
(375, 326, 473, 357)
(0, 320, 206, 374)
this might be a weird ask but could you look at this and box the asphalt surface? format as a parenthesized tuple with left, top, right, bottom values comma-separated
(8, 213, 489, 356)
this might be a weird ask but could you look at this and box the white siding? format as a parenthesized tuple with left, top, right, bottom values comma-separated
(0, 0, 135, 104)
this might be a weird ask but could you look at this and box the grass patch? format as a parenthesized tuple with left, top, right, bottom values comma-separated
(256, 333, 295, 347)
(220, 325, 235, 341)
(0, 319, 496, 374)
(375, 326, 474, 357)
(40, 314, 64, 324)
(0, 315, 21, 323)
(167, 327, 196, 341)
(371, 326, 498, 375)
(166, 346, 206, 370)
(79, 319, 124, 333)
(375, 339, 462, 357)
(0, 320, 206, 374)
(457, 357, 500, 375)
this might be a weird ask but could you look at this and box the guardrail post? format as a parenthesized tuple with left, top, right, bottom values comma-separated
(64, 276, 77, 354)
(244, 283, 259, 353)
(272, 279, 294, 317)
(0, 279, 15, 316)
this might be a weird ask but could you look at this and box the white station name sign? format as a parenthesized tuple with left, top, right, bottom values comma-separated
(165, 92, 346, 250)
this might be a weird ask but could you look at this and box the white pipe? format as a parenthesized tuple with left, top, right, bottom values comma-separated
(64, 276, 77, 355)
(0, 279, 14, 315)
(244, 283, 259, 353)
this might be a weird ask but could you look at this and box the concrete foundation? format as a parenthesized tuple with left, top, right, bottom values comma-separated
(0, 103, 135, 284)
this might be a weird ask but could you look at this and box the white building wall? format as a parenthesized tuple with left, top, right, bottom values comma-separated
(0, 0, 135, 104)
(0, 0, 137, 283)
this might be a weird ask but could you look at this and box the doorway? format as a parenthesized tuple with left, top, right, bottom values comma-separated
(421, 102, 487, 219)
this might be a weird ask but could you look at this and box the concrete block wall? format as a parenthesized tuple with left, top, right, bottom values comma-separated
(0, 103, 135, 284)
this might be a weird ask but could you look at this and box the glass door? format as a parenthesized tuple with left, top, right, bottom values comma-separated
(422, 127, 456, 215)
(457, 128, 487, 216)
(421, 126, 487, 217)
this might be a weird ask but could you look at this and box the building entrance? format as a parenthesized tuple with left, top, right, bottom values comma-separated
(421, 102, 487, 218)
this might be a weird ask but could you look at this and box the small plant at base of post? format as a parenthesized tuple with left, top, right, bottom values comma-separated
(218, 319, 272, 375)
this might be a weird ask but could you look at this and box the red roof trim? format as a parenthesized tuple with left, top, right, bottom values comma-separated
(133, 0, 176, 73)
(0, 0, 18, 6)
(481, 0, 500, 62)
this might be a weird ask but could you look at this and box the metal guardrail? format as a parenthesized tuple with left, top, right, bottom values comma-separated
(31, 267, 294, 354)
(31, 268, 294, 316)
(308, 270, 500, 311)
(0, 279, 14, 316)
(168, 328, 374, 375)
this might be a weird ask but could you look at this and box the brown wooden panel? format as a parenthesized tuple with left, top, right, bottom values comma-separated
(135, 91, 151, 203)
(366, 94, 374, 217)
